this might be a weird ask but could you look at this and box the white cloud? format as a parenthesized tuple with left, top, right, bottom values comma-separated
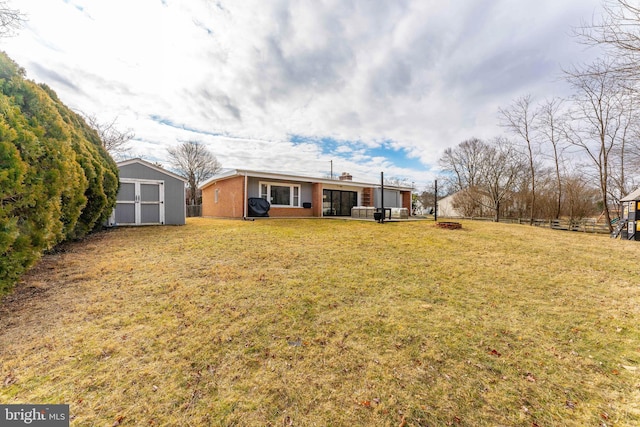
(2, 0, 603, 188)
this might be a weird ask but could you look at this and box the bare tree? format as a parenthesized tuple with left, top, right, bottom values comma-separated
(81, 113, 134, 158)
(440, 138, 487, 217)
(439, 137, 485, 192)
(628, 126, 640, 171)
(534, 166, 564, 219)
(608, 94, 637, 206)
(167, 140, 222, 205)
(572, 1, 640, 219)
(417, 181, 445, 215)
(565, 59, 629, 231)
(575, 0, 640, 83)
(479, 138, 525, 222)
(499, 94, 539, 224)
(563, 172, 601, 220)
(0, 1, 23, 37)
(439, 137, 524, 222)
(537, 98, 569, 219)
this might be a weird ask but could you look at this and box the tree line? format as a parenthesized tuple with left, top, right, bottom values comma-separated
(437, 0, 640, 231)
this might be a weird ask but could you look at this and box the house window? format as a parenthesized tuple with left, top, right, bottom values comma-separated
(214, 188, 219, 203)
(259, 181, 301, 207)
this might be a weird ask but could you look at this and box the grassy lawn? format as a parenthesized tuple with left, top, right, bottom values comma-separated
(1, 218, 639, 426)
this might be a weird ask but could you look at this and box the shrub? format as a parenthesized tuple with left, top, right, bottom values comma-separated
(0, 52, 118, 293)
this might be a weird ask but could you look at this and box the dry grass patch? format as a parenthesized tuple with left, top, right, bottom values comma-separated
(1, 218, 640, 426)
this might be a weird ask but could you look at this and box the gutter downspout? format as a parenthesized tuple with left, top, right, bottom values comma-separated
(244, 171, 248, 219)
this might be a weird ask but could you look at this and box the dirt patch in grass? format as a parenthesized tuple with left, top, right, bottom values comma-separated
(1, 218, 640, 426)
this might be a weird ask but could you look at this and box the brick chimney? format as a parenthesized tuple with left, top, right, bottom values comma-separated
(339, 172, 352, 181)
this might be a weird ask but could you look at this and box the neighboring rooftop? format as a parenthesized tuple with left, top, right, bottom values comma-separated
(621, 187, 640, 202)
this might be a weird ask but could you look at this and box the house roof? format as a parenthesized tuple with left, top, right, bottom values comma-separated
(199, 169, 413, 191)
(117, 158, 187, 182)
(621, 187, 640, 202)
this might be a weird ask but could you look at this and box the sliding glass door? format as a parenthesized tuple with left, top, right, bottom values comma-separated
(323, 190, 357, 216)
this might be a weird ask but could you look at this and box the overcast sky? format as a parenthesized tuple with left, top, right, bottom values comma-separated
(3, 0, 604, 189)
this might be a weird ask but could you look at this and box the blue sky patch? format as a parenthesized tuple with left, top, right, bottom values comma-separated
(62, 0, 84, 13)
(193, 19, 214, 36)
(150, 115, 225, 138)
(289, 134, 426, 171)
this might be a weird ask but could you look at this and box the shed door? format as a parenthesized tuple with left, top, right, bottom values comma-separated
(140, 182, 162, 224)
(111, 179, 165, 225)
(115, 181, 136, 224)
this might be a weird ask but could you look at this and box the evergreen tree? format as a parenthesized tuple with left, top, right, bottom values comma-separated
(0, 52, 118, 293)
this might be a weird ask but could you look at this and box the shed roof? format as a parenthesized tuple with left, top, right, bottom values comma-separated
(199, 169, 413, 191)
(621, 187, 640, 202)
(117, 158, 187, 182)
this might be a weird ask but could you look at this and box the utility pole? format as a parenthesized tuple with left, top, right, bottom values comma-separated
(434, 179, 438, 222)
(330, 160, 333, 180)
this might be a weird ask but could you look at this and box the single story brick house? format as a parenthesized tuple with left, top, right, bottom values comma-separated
(199, 169, 412, 218)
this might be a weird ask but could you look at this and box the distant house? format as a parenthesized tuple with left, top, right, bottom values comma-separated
(107, 158, 187, 226)
(437, 189, 523, 220)
(199, 169, 412, 219)
(437, 192, 464, 218)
